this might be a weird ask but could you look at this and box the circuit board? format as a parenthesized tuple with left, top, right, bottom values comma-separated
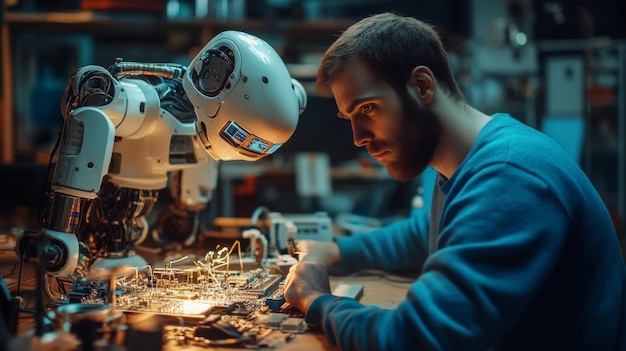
(58, 245, 307, 348)
(113, 267, 284, 318)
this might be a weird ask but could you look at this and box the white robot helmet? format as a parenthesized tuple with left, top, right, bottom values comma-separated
(182, 30, 306, 161)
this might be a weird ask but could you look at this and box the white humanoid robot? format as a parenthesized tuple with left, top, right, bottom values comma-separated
(16, 31, 307, 279)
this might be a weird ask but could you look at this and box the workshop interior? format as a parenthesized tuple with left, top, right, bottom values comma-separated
(1, 0, 625, 349)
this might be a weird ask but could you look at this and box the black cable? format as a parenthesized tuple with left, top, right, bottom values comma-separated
(37, 128, 62, 227)
(16, 251, 25, 297)
(34, 236, 47, 337)
(56, 277, 67, 295)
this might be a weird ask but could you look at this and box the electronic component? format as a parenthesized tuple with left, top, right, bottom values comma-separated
(286, 237, 297, 258)
(259, 312, 286, 328)
(194, 319, 245, 341)
(281, 317, 305, 332)
(265, 293, 286, 311)
(333, 283, 364, 301)
(268, 211, 333, 253)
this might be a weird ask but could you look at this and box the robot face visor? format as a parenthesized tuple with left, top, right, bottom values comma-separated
(191, 49, 235, 97)
(220, 121, 282, 156)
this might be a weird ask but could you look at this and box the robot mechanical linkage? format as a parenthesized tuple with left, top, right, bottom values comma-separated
(16, 31, 307, 284)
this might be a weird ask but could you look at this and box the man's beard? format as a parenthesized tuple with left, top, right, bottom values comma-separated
(384, 91, 441, 182)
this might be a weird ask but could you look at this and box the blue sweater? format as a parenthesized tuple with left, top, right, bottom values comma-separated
(306, 114, 626, 350)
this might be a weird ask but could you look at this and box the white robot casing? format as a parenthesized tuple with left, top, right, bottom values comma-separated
(183, 31, 302, 161)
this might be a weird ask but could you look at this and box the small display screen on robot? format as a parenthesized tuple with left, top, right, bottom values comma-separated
(222, 121, 275, 154)
(223, 122, 249, 143)
(246, 138, 269, 153)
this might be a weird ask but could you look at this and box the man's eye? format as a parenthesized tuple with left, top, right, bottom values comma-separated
(360, 104, 373, 114)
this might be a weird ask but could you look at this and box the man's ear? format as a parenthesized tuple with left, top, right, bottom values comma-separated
(408, 66, 435, 104)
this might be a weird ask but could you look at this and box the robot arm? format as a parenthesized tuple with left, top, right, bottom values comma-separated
(18, 30, 306, 278)
(16, 104, 116, 277)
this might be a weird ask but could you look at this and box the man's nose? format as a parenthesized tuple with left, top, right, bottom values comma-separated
(351, 122, 372, 147)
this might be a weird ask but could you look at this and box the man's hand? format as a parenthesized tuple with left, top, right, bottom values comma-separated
(283, 262, 331, 313)
(296, 240, 341, 266)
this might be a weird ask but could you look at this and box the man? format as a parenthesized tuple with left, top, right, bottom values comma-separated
(283, 12, 626, 351)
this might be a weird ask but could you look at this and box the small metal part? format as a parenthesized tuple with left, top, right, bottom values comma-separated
(281, 317, 304, 332)
(261, 313, 285, 328)
(332, 283, 364, 301)
(286, 238, 297, 259)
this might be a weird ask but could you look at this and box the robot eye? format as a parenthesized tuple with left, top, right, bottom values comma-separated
(192, 49, 234, 97)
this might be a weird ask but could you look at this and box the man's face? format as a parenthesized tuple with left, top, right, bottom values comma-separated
(330, 59, 441, 182)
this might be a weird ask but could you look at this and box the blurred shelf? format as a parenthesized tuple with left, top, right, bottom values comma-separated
(536, 37, 616, 52)
(5, 10, 355, 39)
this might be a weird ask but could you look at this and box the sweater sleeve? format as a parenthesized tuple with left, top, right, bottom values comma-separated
(328, 210, 430, 275)
(306, 162, 571, 350)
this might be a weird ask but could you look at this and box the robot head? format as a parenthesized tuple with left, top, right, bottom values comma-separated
(183, 31, 306, 161)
